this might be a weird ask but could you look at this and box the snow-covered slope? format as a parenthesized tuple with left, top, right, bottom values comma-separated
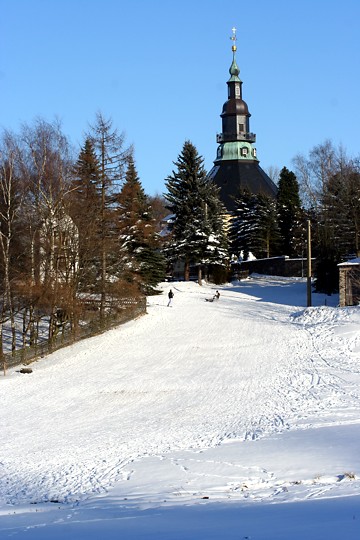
(1, 276, 360, 539)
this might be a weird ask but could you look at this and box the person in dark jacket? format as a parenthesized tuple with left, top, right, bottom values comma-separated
(167, 289, 174, 307)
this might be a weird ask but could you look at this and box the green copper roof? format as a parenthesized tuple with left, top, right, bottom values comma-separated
(215, 141, 258, 162)
(228, 52, 241, 83)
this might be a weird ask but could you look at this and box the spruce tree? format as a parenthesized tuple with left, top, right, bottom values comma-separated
(188, 177, 228, 283)
(165, 140, 228, 282)
(276, 167, 303, 256)
(315, 170, 356, 294)
(321, 169, 360, 258)
(254, 194, 281, 258)
(230, 191, 281, 260)
(72, 138, 101, 203)
(229, 190, 258, 261)
(116, 157, 165, 293)
(70, 138, 102, 290)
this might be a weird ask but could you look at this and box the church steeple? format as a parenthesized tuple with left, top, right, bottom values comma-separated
(207, 28, 277, 212)
(216, 27, 256, 160)
(229, 27, 240, 81)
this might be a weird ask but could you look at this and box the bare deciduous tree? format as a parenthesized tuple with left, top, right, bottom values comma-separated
(0, 131, 22, 371)
(87, 112, 133, 323)
(15, 118, 76, 344)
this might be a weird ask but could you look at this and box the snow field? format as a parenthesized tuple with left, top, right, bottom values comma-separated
(1, 276, 360, 539)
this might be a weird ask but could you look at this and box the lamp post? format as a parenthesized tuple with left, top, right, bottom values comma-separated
(307, 219, 312, 307)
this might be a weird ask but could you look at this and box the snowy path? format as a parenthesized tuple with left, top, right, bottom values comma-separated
(1, 278, 360, 511)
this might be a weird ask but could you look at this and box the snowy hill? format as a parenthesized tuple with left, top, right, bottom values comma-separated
(1, 276, 360, 539)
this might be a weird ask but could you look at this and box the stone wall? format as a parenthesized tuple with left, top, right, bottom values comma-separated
(339, 264, 360, 307)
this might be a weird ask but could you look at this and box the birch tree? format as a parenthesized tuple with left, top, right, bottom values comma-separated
(16, 119, 76, 344)
(0, 132, 21, 371)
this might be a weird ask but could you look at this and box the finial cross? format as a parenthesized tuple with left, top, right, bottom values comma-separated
(231, 27, 237, 42)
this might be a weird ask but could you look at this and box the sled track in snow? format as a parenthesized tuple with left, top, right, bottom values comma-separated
(1, 281, 359, 505)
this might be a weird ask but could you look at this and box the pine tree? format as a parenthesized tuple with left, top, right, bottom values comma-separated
(321, 169, 360, 257)
(70, 138, 102, 290)
(201, 180, 229, 281)
(276, 167, 303, 256)
(255, 194, 281, 258)
(87, 113, 132, 321)
(315, 168, 359, 294)
(116, 157, 165, 293)
(229, 190, 258, 261)
(72, 139, 101, 199)
(230, 191, 281, 260)
(147, 194, 168, 232)
(165, 140, 228, 282)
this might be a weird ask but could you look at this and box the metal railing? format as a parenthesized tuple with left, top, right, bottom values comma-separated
(216, 132, 256, 143)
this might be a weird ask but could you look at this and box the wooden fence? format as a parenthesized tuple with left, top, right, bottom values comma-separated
(2, 296, 147, 373)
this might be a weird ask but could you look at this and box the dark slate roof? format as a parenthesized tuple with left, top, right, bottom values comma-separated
(208, 160, 278, 212)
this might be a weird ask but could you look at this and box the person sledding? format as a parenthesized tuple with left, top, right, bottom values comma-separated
(205, 290, 220, 302)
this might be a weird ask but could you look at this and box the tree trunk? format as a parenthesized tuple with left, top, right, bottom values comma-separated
(48, 312, 57, 351)
(184, 260, 190, 281)
(29, 306, 35, 347)
(0, 322, 4, 376)
(35, 318, 40, 352)
(2, 237, 16, 355)
(10, 313, 16, 355)
(22, 309, 27, 349)
(266, 233, 270, 258)
(198, 265, 202, 286)
(100, 137, 106, 327)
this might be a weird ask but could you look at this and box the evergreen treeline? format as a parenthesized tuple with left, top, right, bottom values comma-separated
(293, 140, 360, 293)
(228, 141, 360, 294)
(1, 111, 358, 366)
(229, 167, 304, 261)
(0, 114, 167, 362)
(165, 141, 228, 284)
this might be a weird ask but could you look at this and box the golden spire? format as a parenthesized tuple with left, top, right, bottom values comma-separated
(230, 26, 237, 53)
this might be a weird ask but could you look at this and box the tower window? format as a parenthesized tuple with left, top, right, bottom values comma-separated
(241, 147, 248, 156)
(239, 123, 244, 132)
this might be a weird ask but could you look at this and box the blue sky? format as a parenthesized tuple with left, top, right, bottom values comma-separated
(1, 0, 359, 195)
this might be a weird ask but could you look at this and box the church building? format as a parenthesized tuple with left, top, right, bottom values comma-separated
(207, 29, 277, 212)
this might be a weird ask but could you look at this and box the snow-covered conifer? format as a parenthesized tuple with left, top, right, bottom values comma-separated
(165, 140, 228, 282)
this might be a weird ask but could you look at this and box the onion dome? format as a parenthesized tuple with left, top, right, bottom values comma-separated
(222, 98, 249, 116)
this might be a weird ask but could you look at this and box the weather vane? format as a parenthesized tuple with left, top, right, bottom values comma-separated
(230, 26, 237, 52)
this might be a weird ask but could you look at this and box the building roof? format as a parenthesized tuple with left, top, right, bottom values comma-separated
(208, 29, 277, 211)
(208, 160, 278, 212)
(338, 257, 360, 267)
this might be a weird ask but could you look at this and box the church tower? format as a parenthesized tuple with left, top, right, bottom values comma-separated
(207, 28, 277, 212)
